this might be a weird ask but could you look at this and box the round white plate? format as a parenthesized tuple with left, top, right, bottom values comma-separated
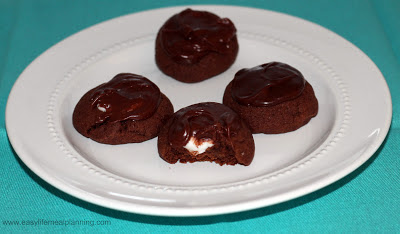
(6, 5, 392, 216)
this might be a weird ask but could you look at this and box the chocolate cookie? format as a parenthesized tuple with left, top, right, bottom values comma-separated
(155, 8, 239, 83)
(73, 73, 174, 144)
(158, 102, 254, 166)
(223, 62, 318, 134)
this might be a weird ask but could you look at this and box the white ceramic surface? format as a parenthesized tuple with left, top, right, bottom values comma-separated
(6, 5, 392, 216)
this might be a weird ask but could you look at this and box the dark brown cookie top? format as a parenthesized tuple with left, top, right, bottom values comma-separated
(158, 8, 237, 65)
(168, 102, 243, 150)
(89, 73, 161, 124)
(231, 62, 306, 107)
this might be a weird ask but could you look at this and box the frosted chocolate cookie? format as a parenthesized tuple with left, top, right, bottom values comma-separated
(73, 73, 174, 144)
(223, 62, 318, 134)
(158, 102, 254, 166)
(155, 8, 239, 83)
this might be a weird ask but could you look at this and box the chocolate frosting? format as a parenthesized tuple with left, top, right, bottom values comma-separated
(159, 8, 237, 64)
(231, 62, 306, 107)
(168, 102, 242, 148)
(90, 73, 161, 124)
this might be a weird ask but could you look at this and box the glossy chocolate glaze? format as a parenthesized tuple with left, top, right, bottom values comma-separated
(168, 102, 242, 148)
(231, 62, 306, 107)
(159, 8, 237, 64)
(90, 73, 161, 124)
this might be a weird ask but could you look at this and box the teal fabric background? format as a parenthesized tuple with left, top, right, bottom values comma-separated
(1, 0, 399, 232)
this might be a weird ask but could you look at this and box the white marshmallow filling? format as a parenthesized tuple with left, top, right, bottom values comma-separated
(183, 137, 214, 155)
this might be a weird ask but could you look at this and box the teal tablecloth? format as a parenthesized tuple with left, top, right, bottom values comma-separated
(1, 0, 399, 232)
